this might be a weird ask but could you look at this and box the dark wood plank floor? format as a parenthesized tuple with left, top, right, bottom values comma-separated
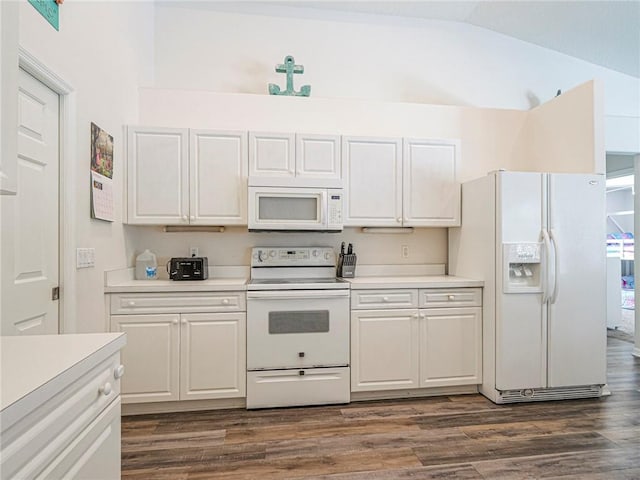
(121, 336, 640, 479)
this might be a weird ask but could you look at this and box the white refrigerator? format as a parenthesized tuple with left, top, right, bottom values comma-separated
(449, 171, 607, 403)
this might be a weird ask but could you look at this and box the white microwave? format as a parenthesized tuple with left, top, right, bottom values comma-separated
(248, 186, 343, 232)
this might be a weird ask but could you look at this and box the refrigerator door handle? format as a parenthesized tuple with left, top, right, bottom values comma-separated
(541, 228, 552, 304)
(549, 229, 559, 304)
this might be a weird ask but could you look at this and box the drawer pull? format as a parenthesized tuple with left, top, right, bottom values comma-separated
(127, 301, 136, 307)
(299, 352, 305, 358)
(99, 382, 112, 396)
(222, 298, 230, 305)
(172, 319, 178, 325)
(383, 297, 389, 302)
(412, 313, 419, 319)
(448, 295, 455, 301)
(181, 318, 187, 324)
(114, 365, 125, 380)
(299, 370, 305, 376)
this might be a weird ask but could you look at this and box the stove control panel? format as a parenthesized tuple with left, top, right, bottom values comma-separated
(251, 247, 335, 267)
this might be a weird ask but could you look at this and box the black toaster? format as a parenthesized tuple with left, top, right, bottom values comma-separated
(168, 257, 209, 280)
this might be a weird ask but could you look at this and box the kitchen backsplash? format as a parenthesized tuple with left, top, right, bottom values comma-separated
(124, 226, 447, 269)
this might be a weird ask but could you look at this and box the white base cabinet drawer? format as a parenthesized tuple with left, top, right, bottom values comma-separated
(247, 367, 350, 409)
(110, 292, 246, 314)
(351, 289, 418, 309)
(419, 288, 481, 308)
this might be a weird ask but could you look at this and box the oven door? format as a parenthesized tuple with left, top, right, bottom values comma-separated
(248, 187, 327, 231)
(247, 289, 350, 370)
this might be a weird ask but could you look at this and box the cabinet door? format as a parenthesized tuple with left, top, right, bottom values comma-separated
(190, 130, 248, 225)
(38, 399, 121, 480)
(419, 307, 481, 387)
(296, 133, 341, 185)
(342, 136, 402, 226)
(126, 126, 189, 224)
(403, 139, 460, 227)
(110, 314, 180, 403)
(351, 309, 419, 391)
(249, 131, 295, 179)
(180, 312, 246, 400)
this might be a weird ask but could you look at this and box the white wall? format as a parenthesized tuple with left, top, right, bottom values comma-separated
(17, 1, 154, 333)
(607, 189, 634, 234)
(153, 4, 639, 152)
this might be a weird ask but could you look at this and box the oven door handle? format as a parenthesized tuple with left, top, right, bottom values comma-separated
(247, 289, 350, 300)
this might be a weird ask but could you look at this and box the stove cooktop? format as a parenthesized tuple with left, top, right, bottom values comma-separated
(247, 277, 349, 290)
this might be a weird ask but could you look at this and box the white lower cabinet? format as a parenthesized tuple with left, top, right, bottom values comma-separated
(351, 288, 482, 393)
(109, 292, 246, 404)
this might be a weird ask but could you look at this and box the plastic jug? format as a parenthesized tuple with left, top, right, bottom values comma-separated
(135, 249, 158, 280)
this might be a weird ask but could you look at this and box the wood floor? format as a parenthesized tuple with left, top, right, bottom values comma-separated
(121, 336, 640, 479)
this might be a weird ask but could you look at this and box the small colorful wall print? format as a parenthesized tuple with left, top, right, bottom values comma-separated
(91, 122, 114, 178)
(90, 123, 114, 221)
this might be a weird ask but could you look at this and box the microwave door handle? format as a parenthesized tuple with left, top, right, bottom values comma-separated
(320, 190, 327, 227)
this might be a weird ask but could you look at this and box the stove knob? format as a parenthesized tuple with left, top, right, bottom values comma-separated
(269, 250, 277, 258)
(324, 251, 331, 260)
(312, 249, 319, 257)
(257, 250, 267, 262)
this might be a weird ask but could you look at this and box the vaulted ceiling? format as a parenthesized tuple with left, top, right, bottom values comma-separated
(170, 1, 640, 78)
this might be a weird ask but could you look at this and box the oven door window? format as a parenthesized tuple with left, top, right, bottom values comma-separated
(258, 196, 320, 222)
(269, 310, 329, 334)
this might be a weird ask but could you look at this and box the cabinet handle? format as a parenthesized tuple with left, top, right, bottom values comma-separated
(182, 215, 188, 221)
(396, 217, 402, 223)
(181, 319, 187, 324)
(222, 298, 230, 305)
(299, 352, 305, 358)
(127, 301, 136, 307)
(412, 313, 419, 319)
(448, 295, 455, 301)
(382, 296, 389, 302)
(99, 382, 112, 396)
(172, 319, 178, 325)
(114, 365, 125, 380)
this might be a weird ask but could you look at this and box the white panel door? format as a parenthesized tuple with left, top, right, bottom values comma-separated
(110, 314, 180, 403)
(190, 130, 248, 225)
(351, 309, 419, 391)
(296, 133, 341, 182)
(126, 126, 189, 224)
(249, 131, 295, 178)
(342, 136, 402, 226)
(547, 173, 607, 387)
(1, 69, 59, 335)
(495, 172, 546, 390)
(419, 307, 481, 387)
(180, 312, 246, 400)
(403, 139, 460, 227)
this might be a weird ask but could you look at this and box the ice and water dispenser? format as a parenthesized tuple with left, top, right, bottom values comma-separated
(503, 243, 542, 293)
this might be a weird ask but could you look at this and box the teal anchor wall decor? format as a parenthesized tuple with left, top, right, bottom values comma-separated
(268, 55, 311, 97)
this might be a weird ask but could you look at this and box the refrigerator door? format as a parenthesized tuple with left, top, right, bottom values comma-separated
(495, 172, 547, 390)
(547, 173, 607, 387)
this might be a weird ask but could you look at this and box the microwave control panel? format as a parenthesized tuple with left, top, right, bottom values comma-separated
(327, 190, 343, 228)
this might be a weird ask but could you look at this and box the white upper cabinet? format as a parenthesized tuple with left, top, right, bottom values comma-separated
(342, 136, 460, 227)
(190, 130, 247, 225)
(249, 132, 341, 187)
(126, 126, 248, 225)
(403, 138, 460, 227)
(342, 136, 403, 226)
(127, 126, 190, 225)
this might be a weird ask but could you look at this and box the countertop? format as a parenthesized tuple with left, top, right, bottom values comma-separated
(0, 333, 126, 415)
(345, 275, 483, 289)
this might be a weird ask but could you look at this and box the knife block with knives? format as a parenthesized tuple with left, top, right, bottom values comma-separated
(337, 242, 357, 278)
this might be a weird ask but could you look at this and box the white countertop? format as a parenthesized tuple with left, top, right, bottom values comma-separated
(345, 275, 483, 289)
(104, 266, 248, 293)
(0, 333, 126, 413)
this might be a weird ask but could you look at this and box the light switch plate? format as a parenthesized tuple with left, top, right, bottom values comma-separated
(76, 248, 96, 269)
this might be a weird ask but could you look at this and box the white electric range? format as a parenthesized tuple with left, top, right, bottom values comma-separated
(246, 246, 351, 409)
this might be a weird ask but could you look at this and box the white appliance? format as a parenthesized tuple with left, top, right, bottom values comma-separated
(248, 186, 343, 232)
(449, 171, 607, 403)
(246, 247, 350, 409)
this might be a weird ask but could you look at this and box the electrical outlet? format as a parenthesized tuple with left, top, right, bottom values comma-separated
(401, 245, 409, 258)
(189, 247, 199, 257)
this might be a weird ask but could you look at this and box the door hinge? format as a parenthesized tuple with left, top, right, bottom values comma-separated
(52, 286, 60, 301)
